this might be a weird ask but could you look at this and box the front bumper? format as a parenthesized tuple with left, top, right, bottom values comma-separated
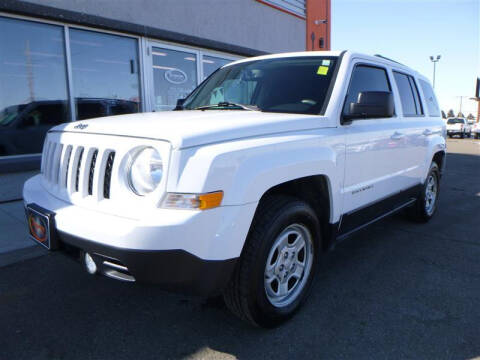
(24, 175, 257, 295)
(447, 130, 462, 135)
(58, 231, 237, 295)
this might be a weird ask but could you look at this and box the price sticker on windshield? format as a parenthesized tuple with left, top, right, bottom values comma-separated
(317, 65, 329, 75)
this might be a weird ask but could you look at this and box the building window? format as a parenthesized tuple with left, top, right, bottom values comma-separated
(202, 55, 233, 80)
(257, 0, 306, 18)
(0, 14, 241, 163)
(0, 16, 69, 157)
(151, 47, 198, 111)
(69, 29, 140, 120)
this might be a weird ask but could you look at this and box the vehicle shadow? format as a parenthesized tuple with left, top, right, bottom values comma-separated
(2, 153, 480, 360)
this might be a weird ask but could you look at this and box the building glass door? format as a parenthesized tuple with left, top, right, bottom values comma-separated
(145, 41, 239, 112)
(148, 44, 199, 111)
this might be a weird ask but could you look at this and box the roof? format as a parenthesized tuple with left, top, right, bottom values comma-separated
(225, 50, 426, 82)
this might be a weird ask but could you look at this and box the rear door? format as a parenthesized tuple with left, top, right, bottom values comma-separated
(391, 71, 427, 187)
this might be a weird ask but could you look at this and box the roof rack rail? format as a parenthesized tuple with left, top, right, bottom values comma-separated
(374, 54, 405, 66)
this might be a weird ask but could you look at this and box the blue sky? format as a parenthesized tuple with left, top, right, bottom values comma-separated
(332, 0, 480, 116)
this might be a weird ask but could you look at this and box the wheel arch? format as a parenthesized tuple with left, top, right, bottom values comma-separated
(432, 150, 446, 177)
(251, 175, 334, 252)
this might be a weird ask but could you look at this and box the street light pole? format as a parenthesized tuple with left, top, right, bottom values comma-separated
(429, 55, 441, 89)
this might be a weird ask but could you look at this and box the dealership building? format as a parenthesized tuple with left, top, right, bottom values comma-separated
(0, 0, 331, 202)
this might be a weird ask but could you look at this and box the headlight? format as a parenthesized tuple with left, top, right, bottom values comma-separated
(127, 147, 163, 196)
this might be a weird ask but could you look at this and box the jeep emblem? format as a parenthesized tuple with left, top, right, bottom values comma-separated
(74, 123, 88, 130)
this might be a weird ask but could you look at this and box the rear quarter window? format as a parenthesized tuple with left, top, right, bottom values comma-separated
(419, 79, 440, 117)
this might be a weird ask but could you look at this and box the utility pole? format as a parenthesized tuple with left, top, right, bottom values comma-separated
(470, 97, 480, 123)
(456, 96, 469, 116)
(429, 55, 441, 89)
(25, 40, 35, 103)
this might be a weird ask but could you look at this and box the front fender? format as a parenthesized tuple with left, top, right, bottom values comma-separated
(167, 129, 345, 223)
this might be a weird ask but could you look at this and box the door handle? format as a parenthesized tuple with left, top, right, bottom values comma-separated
(391, 131, 405, 140)
(423, 129, 433, 136)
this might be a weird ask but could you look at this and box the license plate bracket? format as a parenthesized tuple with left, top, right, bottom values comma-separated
(25, 203, 58, 250)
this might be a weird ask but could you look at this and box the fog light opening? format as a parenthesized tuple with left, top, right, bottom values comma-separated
(84, 252, 97, 275)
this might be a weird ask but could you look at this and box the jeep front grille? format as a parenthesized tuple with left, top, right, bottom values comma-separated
(42, 140, 115, 200)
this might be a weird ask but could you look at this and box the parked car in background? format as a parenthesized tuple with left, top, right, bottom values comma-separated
(0, 99, 139, 156)
(446, 117, 471, 138)
(472, 122, 480, 139)
(24, 51, 446, 327)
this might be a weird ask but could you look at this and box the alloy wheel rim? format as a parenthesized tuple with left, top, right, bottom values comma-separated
(425, 173, 438, 215)
(264, 223, 314, 308)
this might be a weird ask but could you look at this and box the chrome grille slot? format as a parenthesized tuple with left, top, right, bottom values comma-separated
(75, 147, 84, 192)
(88, 149, 98, 196)
(103, 151, 115, 199)
(41, 140, 51, 174)
(53, 144, 64, 185)
(63, 145, 73, 188)
(45, 142, 56, 181)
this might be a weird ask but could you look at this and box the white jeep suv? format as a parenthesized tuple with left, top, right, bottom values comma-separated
(24, 51, 446, 327)
(446, 117, 471, 138)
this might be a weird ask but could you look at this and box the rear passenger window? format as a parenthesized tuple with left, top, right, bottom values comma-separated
(393, 72, 423, 116)
(419, 79, 441, 116)
(343, 65, 391, 117)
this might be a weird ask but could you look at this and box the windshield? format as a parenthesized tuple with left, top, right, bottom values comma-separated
(447, 118, 464, 124)
(182, 56, 338, 115)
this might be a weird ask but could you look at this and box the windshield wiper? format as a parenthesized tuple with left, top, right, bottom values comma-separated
(195, 102, 260, 111)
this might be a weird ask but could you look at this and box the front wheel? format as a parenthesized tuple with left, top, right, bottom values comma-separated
(407, 162, 440, 222)
(223, 196, 320, 327)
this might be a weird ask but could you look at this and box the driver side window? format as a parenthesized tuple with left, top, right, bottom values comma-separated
(343, 65, 391, 117)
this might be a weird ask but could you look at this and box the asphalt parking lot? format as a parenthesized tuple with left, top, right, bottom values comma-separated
(1, 138, 479, 360)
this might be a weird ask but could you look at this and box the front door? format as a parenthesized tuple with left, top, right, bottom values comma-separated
(341, 63, 406, 234)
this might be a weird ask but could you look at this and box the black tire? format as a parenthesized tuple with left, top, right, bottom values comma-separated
(476, 134, 480, 139)
(407, 162, 440, 223)
(460, 133, 465, 139)
(223, 195, 321, 327)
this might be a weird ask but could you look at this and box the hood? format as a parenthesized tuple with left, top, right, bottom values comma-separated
(53, 110, 331, 149)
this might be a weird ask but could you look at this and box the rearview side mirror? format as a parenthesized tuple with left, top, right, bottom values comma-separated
(343, 91, 394, 122)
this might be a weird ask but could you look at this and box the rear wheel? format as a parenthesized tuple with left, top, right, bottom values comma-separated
(407, 162, 440, 222)
(223, 196, 320, 327)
